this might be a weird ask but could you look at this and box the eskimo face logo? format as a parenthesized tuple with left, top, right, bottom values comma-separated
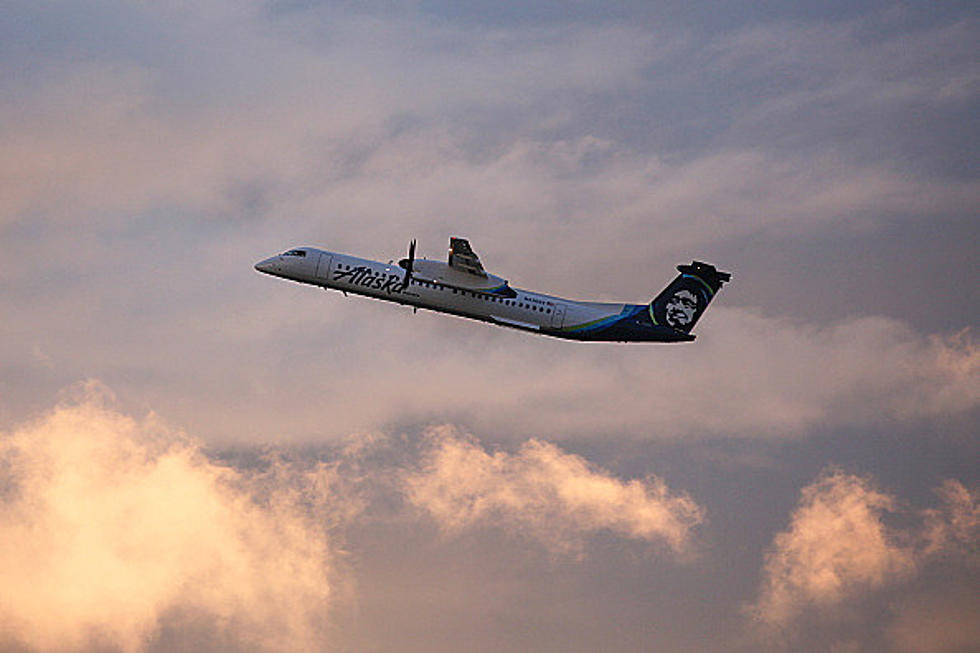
(665, 289, 698, 327)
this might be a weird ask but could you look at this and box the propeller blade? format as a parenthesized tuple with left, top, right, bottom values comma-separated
(401, 239, 416, 289)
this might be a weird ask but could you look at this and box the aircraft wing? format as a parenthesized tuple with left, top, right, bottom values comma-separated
(448, 237, 487, 278)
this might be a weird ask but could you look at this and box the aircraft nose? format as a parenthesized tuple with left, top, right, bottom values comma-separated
(254, 256, 277, 274)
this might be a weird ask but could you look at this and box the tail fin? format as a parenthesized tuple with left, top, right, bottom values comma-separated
(650, 261, 731, 333)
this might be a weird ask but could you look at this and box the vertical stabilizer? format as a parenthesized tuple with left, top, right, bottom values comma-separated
(649, 261, 731, 333)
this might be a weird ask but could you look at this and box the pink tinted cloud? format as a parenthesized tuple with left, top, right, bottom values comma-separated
(281, 310, 977, 443)
(919, 479, 980, 565)
(750, 470, 916, 628)
(0, 383, 344, 652)
(750, 470, 978, 636)
(403, 426, 704, 556)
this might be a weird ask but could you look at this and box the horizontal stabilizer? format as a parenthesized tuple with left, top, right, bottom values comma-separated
(677, 261, 731, 291)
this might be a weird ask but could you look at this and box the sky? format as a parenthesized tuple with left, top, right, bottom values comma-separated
(0, 1, 977, 651)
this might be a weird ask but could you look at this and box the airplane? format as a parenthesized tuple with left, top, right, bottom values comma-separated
(254, 237, 730, 342)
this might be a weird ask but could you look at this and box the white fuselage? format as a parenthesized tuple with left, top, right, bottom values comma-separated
(255, 246, 637, 339)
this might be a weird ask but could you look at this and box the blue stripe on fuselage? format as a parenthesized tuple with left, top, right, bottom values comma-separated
(556, 304, 693, 342)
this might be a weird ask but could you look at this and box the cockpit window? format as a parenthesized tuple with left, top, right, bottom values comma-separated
(283, 249, 307, 257)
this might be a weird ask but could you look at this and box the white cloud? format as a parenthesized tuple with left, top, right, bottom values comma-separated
(0, 383, 347, 652)
(403, 426, 703, 555)
(920, 479, 979, 566)
(750, 470, 979, 633)
(259, 310, 975, 443)
(750, 470, 916, 628)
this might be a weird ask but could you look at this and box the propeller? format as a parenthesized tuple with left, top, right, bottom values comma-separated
(400, 239, 416, 290)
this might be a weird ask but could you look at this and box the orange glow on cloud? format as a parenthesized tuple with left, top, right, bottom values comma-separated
(751, 470, 916, 627)
(0, 385, 339, 652)
(404, 426, 704, 556)
(751, 469, 978, 631)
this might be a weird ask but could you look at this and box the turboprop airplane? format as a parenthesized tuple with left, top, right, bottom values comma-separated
(254, 238, 730, 342)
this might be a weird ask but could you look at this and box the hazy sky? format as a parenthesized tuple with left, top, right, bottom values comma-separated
(1, 1, 977, 651)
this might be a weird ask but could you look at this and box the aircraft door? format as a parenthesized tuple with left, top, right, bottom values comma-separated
(551, 303, 566, 328)
(316, 253, 333, 282)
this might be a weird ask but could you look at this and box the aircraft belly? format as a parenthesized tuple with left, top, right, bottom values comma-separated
(491, 315, 539, 330)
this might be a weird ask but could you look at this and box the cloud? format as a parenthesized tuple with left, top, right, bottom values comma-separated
(267, 134, 979, 276)
(750, 470, 916, 628)
(0, 4, 665, 225)
(402, 426, 703, 555)
(0, 382, 346, 652)
(920, 479, 980, 564)
(8, 273, 975, 445)
(1, 3, 977, 651)
(713, 19, 979, 115)
(2, 5, 976, 452)
(885, 585, 980, 653)
(3, 1, 976, 241)
(243, 310, 975, 443)
(750, 471, 979, 633)
(688, 315, 979, 437)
